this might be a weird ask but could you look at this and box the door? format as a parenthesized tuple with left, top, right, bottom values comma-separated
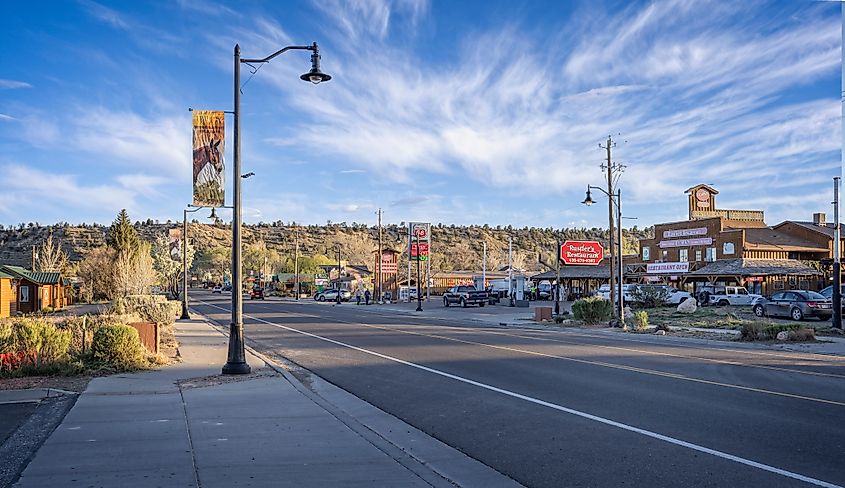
(765, 292, 784, 317)
(734, 287, 751, 305)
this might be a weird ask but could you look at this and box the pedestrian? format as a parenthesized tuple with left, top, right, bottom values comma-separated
(356, 291, 361, 305)
(364, 289, 371, 305)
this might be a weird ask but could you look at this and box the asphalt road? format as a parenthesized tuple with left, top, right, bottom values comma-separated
(191, 291, 845, 488)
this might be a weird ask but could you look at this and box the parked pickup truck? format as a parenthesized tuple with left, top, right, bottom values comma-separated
(697, 285, 762, 306)
(443, 286, 488, 308)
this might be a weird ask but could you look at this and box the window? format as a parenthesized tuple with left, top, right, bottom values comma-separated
(695, 250, 702, 261)
(770, 292, 784, 301)
(642, 246, 650, 261)
(19, 286, 29, 303)
(679, 249, 688, 262)
(705, 247, 716, 262)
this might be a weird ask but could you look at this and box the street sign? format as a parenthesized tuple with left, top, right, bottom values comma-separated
(409, 222, 431, 261)
(560, 240, 603, 266)
(411, 242, 429, 261)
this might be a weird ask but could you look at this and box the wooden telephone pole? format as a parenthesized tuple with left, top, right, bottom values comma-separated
(600, 135, 625, 322)
(377, 208, 383, 303)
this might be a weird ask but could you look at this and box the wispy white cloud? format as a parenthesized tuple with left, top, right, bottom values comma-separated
(0, 114, 15, 121)
(1, 164, 138, 214)
(249, 0, 839, 213)
(77, 0, 129, 29)
(0, 79, 32, 89)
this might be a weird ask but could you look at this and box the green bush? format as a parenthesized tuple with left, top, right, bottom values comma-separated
(629, 286, 669, 308)
(92, 324, 147, 370)
(0, 318, 71, 374)
(572, 297, 613, 324)
(740, 322, 764, 341)
(788, 328, 815, 342)
(633, 311, 649, 331)
(763, 323, 800, 339)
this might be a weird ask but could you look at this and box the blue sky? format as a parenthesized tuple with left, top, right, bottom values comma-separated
(0, 0, 840, 230)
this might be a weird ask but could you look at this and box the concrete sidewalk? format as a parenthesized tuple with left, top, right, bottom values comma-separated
(14, 319, 518, 487)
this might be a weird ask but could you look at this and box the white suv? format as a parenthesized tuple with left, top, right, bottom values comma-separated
(699, 285, 761, 306)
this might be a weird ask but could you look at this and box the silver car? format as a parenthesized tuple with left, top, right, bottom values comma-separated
(752, 290, 833, 321)
(314, 289, 352, 302)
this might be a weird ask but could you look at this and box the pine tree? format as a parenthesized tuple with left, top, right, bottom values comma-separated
(107, 209, 139, 254)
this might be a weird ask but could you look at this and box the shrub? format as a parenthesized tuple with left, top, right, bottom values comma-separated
(763, 323, 800, 339)
(92, 324, 147, 370)
(788, 328, 815, 342)
(0, 318, 71, 374)
(629, 286, 669, 308)
(572, 297, 613, 324)
(136, 302, 176, 326)
(740, 322, 764, 341)
(633, 311, 649, 331)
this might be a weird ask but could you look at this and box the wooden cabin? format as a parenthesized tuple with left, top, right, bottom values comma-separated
(0, 270, 14, 318)
(0, 265, 65, 314)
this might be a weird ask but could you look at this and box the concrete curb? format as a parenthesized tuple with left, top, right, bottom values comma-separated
(0, 393, 78, 487)
(192, 310, 525, 488)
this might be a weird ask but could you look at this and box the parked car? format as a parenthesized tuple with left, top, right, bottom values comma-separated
(697, 285, 761, 306)
(663, 287, 694, 305)
(249, 286, 265, 300)
(222, 285, 232, 292)
(443, 285, 488, 307)
(752, 290, 833, 321)
(212, 285, 222, 294)
(537, 282, 552, 300)
(819, 285, 845, 313)
(596, 284, 643, 303)
(314, 289, 352, 302)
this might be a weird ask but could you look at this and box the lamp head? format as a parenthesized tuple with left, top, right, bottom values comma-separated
(208, 208, 218, 220)
(582, 187, 595, 206)
(300, 42, 331, 85)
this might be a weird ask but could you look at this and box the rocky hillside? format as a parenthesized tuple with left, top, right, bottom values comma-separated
(0, 221, 653, 272)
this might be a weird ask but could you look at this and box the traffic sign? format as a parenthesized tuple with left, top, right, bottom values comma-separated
(560, 240, 603, 266)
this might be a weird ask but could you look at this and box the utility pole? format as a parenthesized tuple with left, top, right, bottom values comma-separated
(31, 245, 36, 271)
(482, 241, 487, 294)
(508, 237, 514, 307)
(555, 238, 561, 316)
(377, 208, 383, 304)
(600, 135, 616, 319)
(294, 223, 299, 301)
(834, 177, 842, 329)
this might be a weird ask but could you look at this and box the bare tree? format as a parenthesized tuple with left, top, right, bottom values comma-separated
(34, 231, 68, 273)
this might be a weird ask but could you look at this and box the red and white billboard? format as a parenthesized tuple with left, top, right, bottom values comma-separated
(560, 240, 603, 266)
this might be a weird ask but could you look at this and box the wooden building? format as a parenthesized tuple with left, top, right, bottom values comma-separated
(0, 270, 14, 318)
(429, 271, 509, 295)
(631, 185, 830, 294)
(0, 265, 65, 314)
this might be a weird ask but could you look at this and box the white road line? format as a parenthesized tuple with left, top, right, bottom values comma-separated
(196, 299, 842, 488)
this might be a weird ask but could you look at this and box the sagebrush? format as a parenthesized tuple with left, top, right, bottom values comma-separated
(572, 297, 613, 324)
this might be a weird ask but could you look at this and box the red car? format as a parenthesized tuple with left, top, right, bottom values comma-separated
(249, 287, 265, 300)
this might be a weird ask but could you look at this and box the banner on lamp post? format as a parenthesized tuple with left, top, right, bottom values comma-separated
(168, 228, 182, 261)
(192, 110, 225, 207)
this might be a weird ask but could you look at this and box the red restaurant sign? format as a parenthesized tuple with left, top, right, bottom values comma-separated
(560, 240, 603, 266)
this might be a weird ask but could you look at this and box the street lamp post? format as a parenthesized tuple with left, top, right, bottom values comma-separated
(834, 177, 842, 330)
(222, 42, 330, 376)
(336, 244, 342, 305)
(181, 206, 224, 320)
(582, 185, 625, 326)
(415, 232, 423, 312)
